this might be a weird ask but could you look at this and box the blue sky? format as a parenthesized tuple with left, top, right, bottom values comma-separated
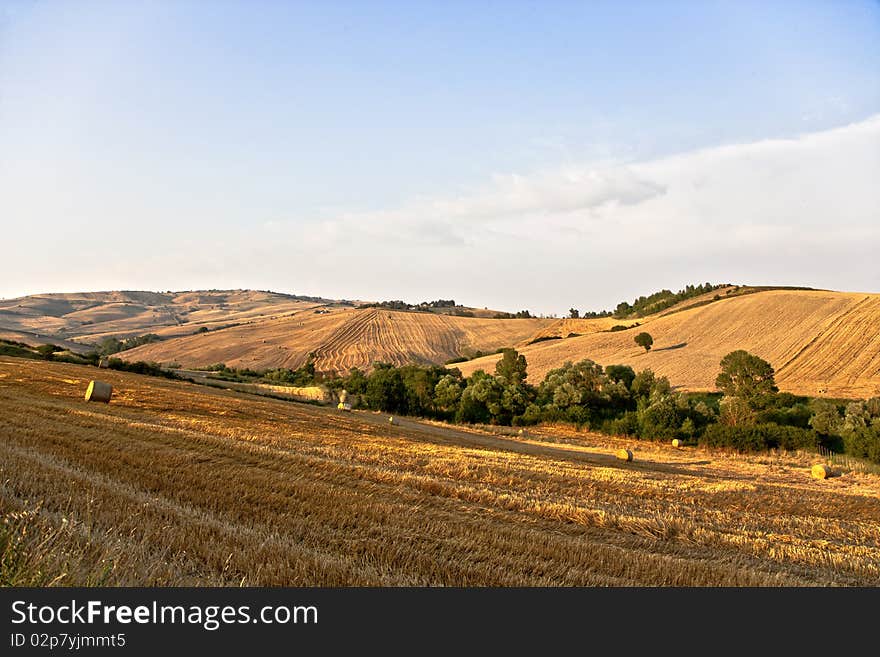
(1, 1, 878, 314)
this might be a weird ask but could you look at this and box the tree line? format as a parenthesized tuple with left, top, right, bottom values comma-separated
(569, 282, 728, 320)
(319, 347, 880, 465)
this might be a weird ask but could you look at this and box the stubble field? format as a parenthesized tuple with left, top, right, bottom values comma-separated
(2, 358, 878, 586)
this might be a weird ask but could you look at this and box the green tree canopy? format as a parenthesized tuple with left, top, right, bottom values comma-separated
(537, 359, 605, 409)
(495, 348, 528, 385)
(715, 350, 778, 405)
(634, 332, 653, 352)
(605, 364, 636, 390)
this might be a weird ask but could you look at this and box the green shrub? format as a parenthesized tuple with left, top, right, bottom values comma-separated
(841, 427, 880, 463)
(603, 412, 640, 437)
(699, 424, 817, 452)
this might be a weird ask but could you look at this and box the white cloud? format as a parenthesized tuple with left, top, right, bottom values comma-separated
(270, 114, 880, 312)
(3, 115, 878, 313)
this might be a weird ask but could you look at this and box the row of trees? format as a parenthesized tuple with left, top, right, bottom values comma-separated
(322, 347, 880, 464)
(569, 282, 727, 320)
(96, 333, 164, 356)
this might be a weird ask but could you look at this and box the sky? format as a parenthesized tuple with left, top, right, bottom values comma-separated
(1, 0, 878, 315)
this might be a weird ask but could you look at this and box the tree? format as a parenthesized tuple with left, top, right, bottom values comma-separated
(456, 371, 503, 424)
(568, 308, 580, 319)
(634, 332, 653, 352)
(719, 396, 755, 426)
(639, 395, 684, 439)
(715, 350, 777, 407)
(365, 365, 407, 413)
(538, 359, 605, 410)
(495, 348, 527, 385)
(631, 369, 670, 400)
(434, 373, 464, 411)
(605, 364, 636, 390)
(809, 400, 841, 436)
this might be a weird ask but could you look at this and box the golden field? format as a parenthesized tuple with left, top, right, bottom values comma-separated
(0, 290, 324, 345)
(117, 307, 550, 372)
(459, 289, 880, 399)
(2, 358, 879, 586)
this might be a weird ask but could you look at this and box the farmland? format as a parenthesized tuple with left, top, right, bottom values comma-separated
(116, 307, 551, 372)
(0, 290, 328, 345)
(2, 358, 878, 586)
(459, 289, 880, 399)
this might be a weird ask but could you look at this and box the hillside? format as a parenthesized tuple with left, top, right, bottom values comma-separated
(458, 289, 880, 399)
(3, 358, 878, 585)
(117, 307, 552, 373)
(0, 289, 333, 344)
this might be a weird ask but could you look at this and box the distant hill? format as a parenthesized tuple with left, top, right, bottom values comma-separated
(0, 289, 552, 373)
(116, 307, 552, 374)
(6, 286, 879, 398)
(0, 290, 335, 345)
(457, 288, 880, 399)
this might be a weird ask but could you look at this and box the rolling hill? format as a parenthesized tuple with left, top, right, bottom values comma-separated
(0, 289, 334, 345)
(457, 289, 880, 399)
(116, 307, 552, 373)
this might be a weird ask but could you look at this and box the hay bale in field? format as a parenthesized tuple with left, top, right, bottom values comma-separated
(98, 358, 110, 368)
(811, 464, 833, 480)
(84, 380, 112, 403)
(616, 448, 633, 462)
(672, 438, 682, 447)
(337, 402, 352, 412)
(389, 416, 398, 426)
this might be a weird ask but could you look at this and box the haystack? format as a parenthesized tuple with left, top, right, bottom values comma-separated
(616, 449, 633, 462)
(84, 380, 112, 403)
(811, 464, 833, 480)
(672, 439, 682, 448)
(389, 416, 398, 426)
(337, 402, 352, 412)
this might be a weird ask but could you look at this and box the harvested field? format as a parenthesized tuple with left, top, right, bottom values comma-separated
(2, 358, 878, 586)
(459, 289, 880, 399)
(0, 290, 327, 343)
(117, 308, 550, 373)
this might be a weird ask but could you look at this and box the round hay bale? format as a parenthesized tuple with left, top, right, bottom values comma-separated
(811, 464, 832, 480)
(84, 380, 112, 403)
(615, 448, 633, 462)
(672, 438, 682, 447)
(98, 358, 110, 369)
(389, 416, 398, 426)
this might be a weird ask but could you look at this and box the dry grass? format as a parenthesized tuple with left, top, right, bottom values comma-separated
(2, 358, 879, 586)
(459, 289, 880, 399)
(119, 308, 551, 372)
(0, 290, 323, 343)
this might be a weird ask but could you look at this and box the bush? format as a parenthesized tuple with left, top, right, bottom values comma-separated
(841, 426, 880, 463)
(603, 412, 640, 437)
(106, 359, 179, 380)
(756, 403, 812, 428)
(0, 343, 41, 359)
(699, 424, 817, 452)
